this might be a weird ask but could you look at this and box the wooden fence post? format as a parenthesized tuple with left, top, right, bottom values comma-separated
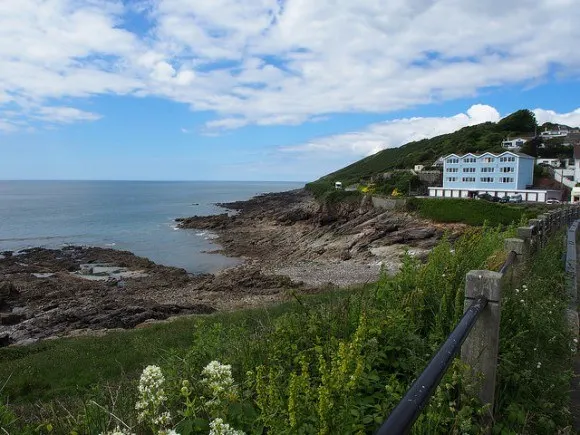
(461, 270, 502, 416)
(505, 237, 526, 263)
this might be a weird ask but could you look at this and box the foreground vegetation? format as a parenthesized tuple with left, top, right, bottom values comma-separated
(406, 198, 550, 227)
(0, 226, 574, 434)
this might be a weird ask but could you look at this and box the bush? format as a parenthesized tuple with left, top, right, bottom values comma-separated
(406, 198, 536, 226)
(1, 227, 573, 434)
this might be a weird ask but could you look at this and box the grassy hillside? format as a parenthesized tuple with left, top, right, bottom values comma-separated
(310, 109, 544, 188)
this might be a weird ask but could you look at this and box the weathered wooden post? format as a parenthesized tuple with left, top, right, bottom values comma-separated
(516, 227, 533, 256)
(538, 214, 549, 247)
(461, 271, 503, 415)
(528, 219, 540, 252)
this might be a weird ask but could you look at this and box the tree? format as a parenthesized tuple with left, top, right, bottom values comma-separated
(520, 137, 541, 157)
(497, 109, 537, 133)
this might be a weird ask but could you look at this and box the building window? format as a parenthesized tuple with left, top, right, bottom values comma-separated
(481, 167, 494, 173)
(480, 177, 494, 183)
(447, 158, 459, 164)
(446, 177, 457, 182)
(500, 177, 514, 183)
(462, 167, 476, 173)
(462, 177, 476, 182)
(500, 167, 515, 173)
(500, 156, 516, 162)
(463, 157, 476, 163)
(482, 157, 494, 163)
(446, 167, 458, 173)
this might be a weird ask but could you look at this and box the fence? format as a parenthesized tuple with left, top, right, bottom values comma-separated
(376, 205, 580, 434)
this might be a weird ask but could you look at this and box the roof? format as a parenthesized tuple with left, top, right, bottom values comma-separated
(443, 151, 534, 160)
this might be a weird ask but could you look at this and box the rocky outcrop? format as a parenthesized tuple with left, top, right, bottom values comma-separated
(176, 189, 459, 286)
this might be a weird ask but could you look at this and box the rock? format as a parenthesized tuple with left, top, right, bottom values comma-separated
(0, 334, 12, 347)
(340, 250, 352, 261)
(0, 312, 25, 325)
(0, 281, 16, 305)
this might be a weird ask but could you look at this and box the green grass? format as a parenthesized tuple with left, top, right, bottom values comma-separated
(0, 225, 573, 434)
(0, 291, 353, 404)
(406, 198, 549, 226)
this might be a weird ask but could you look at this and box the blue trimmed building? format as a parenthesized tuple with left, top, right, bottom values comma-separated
(428, 151, 559, 202)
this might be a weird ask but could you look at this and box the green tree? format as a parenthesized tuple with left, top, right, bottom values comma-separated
(497, 109, 537, 133)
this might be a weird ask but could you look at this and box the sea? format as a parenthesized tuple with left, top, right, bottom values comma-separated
(0, 181, 304, 273)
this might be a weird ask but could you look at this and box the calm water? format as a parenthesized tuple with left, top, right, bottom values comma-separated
(0, 181, 304, 273)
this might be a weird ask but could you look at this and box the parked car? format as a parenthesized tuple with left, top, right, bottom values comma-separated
(476, 193, 500, 202)
(546, 199, 561, 205)
(499, 196, 510, 203)
(508, 194, 523, 203)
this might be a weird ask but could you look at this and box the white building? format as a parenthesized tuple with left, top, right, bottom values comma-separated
(502, 137, 527, 150)
(540, 127, 569, 138)
(536, 158, 561, 167)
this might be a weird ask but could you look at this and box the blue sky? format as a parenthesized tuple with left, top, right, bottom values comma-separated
(1, 0, 580, 182)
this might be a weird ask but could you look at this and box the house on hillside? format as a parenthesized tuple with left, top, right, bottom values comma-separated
(536, 158, 561, 167)
(433, 157, 444, 167)
(540, 126, 569, 138)
(428, 151, 560, 202)
(574, 144, 580, 184)
(501, 137, 528, 150)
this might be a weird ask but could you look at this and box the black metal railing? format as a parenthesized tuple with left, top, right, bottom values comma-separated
(375, 296, 487, 435)
(498, 250, 517, 275)
(376, 252, 518, 434)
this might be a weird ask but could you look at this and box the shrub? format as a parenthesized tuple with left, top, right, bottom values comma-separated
(406, 198, 536, 227)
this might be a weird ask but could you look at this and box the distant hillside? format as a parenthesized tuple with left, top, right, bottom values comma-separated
(312, 109, 542, 187)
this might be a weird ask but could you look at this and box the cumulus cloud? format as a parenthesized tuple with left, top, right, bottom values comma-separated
(1, 0, 580, 131)
(534, 108, 580, 128)
(282, 104, 501, 157)
(35, 107, 102, 123)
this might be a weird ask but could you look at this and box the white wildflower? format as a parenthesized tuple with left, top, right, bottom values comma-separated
(135, 365, 170, 427)
(201, 361, 237, 412)
(158, 430, 179, 435)
(520, 299, 525, 303)
(515, 288, 520, 294)
(208, 418, 245, 435)
(99, 427, 135, 435)
(574, 338, 578, 344)
(536, 362, 542, 369)
(442, 273, 446, 278)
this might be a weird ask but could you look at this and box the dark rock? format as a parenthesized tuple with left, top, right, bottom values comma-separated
(0, 312, 24, 325)
(0, 334, 12, 347)
(340, 250, 352, 261)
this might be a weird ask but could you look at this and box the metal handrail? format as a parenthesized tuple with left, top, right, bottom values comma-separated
(498, 250, 517, 275)
(375, 296, 488, 435)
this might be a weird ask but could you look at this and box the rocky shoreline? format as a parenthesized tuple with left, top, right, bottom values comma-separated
(1, 188, 457, 346)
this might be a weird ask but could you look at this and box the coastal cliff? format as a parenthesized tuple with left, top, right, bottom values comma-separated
(0, 189, 457, 346)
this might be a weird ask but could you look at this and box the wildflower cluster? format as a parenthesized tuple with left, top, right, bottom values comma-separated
(208, 418, 245, 435)
(99, 427, 135, 435)
(135, 365, 171, 431)
(201, 361, 238, 414)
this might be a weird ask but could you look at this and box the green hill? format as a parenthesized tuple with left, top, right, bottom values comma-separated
(310, 109, 542, 190)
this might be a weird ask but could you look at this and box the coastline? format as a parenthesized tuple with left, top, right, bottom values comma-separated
(1, 188, 454, 346)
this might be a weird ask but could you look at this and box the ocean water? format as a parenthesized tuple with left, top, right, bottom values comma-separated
(0, 181, 304, 273)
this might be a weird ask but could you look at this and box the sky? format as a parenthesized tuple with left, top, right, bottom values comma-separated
(1, 0, 580, 182)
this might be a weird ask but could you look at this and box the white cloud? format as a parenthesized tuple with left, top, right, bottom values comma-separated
(1, 0, 580, 132)
(282, 104, 501, 157)
(534, 108, 580, 128)
(35, 106, 102, 123)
